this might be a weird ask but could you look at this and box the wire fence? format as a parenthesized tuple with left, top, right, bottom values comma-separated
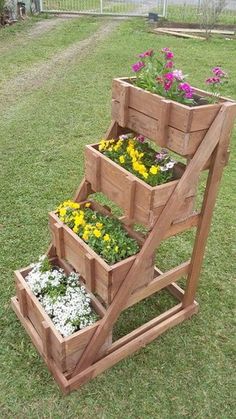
(164, 0, 236, 25)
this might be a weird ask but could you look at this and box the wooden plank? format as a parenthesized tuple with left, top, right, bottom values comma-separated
(68, 302, 199, 391)
(183, 103, 236, 307)
(124, 176, 136, 220)
(158, 99, 171, 146)
(155, 27, 235, 35)
(70, 103, 230, 376)
(42, 321, 51, 362)
(125, 261, 190, 309)
(119, 83, 130, 127)
(154, 28, 205, 40)
(54, 223, 65, 259)
(16, 281, 28, 317)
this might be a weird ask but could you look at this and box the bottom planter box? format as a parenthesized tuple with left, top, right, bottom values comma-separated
(49, 201, 155, 306)
(12, 258, 112, 375)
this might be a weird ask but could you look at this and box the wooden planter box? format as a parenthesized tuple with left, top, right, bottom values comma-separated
(111, 77, 234, 156)
(12, 258, 111, 375)
(85, 143, 197, 227)
(48, 202, 155, 305)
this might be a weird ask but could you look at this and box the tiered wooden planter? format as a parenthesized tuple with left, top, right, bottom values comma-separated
(112, 77, 234, 156)
(12, 258, 111, 378)
(85, 143, 198, 227)
(11, 75, 236, 395)
(48, 201, 155, 305)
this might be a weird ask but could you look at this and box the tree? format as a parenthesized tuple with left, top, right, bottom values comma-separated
(200, 0, 228, 39)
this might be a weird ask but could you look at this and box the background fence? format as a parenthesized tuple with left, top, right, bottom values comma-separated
(164, 0, 236, 25)
(40, 0, 236, 23)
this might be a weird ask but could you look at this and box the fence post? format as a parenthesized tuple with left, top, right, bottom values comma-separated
(163, 0, 168, 18)
(100, 0, 103, 14)
(39, 0, 43, 12)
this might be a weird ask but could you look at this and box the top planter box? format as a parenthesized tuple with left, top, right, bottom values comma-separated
(111, 77, 234, 156)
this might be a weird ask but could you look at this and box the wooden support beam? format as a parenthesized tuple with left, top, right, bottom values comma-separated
(54, 223, 65, 259)
(119, 84, 130, 127)
(183, 103, 236, 307)
(74, 178, 93, 203)
(71, 102, 231, 378)
(125, 261, 190, 309)
(159, 100, 171, 146)
(17, 284, 28, 317)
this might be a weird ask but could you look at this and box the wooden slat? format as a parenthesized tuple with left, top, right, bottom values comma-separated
(17, 282, 28, 317)
(159, 99, 171, 146)
(167, 282, 185, 301)
(119, 83, 130, 127)
(124, 176, 136, 220)
(54, 223, 65, 259)
(125, 261, 190, 309)
(84, 253, 95, 293)
(42, 321, 51, 361)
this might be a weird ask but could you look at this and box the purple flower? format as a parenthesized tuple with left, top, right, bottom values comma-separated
(173, 69, 184, 81)
(178, 82, 194, 99)
(166, 51, 174, 60)
(206, 77, 221, 85)
(131, 61, 145, 73)
(212, 67, 227, 78)
(165, 72, 174, 81)
(136, 135, 145, 143)
(138, 49, 153, 58)
(164, 81, 172, 91)
(165, 61, 174, 69)
(161, 47, 170, 52)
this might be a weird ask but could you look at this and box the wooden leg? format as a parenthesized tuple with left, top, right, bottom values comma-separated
(183, 104, 236, 307)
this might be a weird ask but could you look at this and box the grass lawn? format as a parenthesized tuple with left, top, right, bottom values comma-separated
(0, 16, 236, 418)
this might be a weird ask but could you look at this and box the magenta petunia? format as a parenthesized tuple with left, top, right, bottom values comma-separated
(138, 49, 153, 58)
(165, 72, 174, 81)
(164, 81, 173, 91)
(136, 135, 145, 143)
(178, 82, 194, 99)
(165, 51, 174, 60)
(165, 61, 174, 69)
(206, 77, 221, 85)
(132, 61, 145, 73)
(212, 67, 227, 78)
(173, 69, 184, 81)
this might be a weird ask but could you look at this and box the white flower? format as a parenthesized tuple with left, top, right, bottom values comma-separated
(25, 256, 97, 337)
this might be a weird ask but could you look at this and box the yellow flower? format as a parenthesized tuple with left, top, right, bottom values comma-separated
(96, 222, 103, 229)
(103, 234, 110, 241)
(93, 229, 101, 238)
(85, 202, 91, 208)
(59, 208, 66, 217)
(73, 225, 79, 234)
(115, 245, 119, 253)
(119, 155, 125, 164)
(82, 232, 89, 241)
(150, 165, 159, 175)
(143, 172, 149, 179)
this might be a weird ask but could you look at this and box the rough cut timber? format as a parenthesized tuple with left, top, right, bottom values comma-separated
(85, 143, 197, 227)
(13, 258, 112, 375)
(112, 77, 234, 156)
(48, 202, 155, 305)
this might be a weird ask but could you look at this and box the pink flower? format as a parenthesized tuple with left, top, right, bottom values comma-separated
(166, 51, 174, 60)
(165, 61, 174, 69)
(165, 72, 174, 81)
(206, 77, 221, 85)
(178, 82, 194, 99)
(164, 81, 173, 91)
(138, 49, 153, 58)
(156, 76, 164, 84)
(136, 135, 145, 143)
(173, 69, 184, 81)
(161, 47, 170, 52)
(212, 67, 227, 78)
(132, 61, 145, 73)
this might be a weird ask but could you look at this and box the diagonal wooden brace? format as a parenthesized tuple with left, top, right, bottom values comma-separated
(69, 103, 235, 378)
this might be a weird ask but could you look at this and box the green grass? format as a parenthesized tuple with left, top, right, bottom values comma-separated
(1, 16, 236, 418)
